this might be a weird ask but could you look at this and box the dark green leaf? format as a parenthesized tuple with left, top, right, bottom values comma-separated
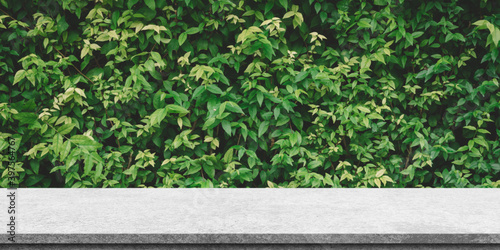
(145, 0, 155, 10)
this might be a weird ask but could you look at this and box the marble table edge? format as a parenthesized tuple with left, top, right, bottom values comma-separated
(1, 233, 499, 244)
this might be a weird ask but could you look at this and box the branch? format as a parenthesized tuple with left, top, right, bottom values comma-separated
(404, 147, 413, 170)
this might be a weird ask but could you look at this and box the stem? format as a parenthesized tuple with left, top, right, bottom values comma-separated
(404, 147, 413, 170)
(127, 152, 133, 169)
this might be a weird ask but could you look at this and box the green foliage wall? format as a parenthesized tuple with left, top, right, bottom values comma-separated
(1, 0, 499, 188)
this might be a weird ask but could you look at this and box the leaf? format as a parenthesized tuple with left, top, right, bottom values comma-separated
(258, 121, 269, 138)
(358, 18, 371, 29)
(84, 153, 94, 176)
(178, 32, 187, 46)
(52, 134, 63, 155)
(177, 117, 183, 129)
(185, 27, 200, 35)
(186, 164, 201, 175)
(203, 117, 216, 129)
(267, 180, 275, 188)
(57, 16, 69, 35)
(314, 3, 321, 13)
(206, 84, 223, 95)
(492, 27, 500, 47)
(373, 53, 385, 64)
(153, 91, 166, 109)
(274, 107, 280, 120)
(13, 112, 37, 125)
(13, 70, 26, 84)
(57, 123, 76, 135)
(127, 0, 140, 9)
(477, 129, 491, 134)
(25, 175, 44, 186)
(308, 160, 321, 169)
(265, 1, 274, 14)
(360, 55, 371, 70)
(225, 101, 244, 114)
(261, 43, 274, 60)
(445, 33, 454, 43)
(150, 108, 167, 126)
(203, 164, 215, 179)
(256, 91, 264, 106)
(357, 106, 370, 113)
(295, 71, 309, 83)
(221, 120, 232, 135)
(192, 85, 206, 100)
(279, 0, 288, 10)
(472, 20, 488, 28)
(70, 135, 102, 151)
(223, 148, 234, 163)
(166, 104, 189, 115)
(247, 157, 255, 169)
(454, 33, 466, 42)
(30, 160, 40, 175)
(145, 0, 155, 10)
(473, 137, 489, 150)
(60, 140, 71, 161)
(237, 167, 253, 181)
(95, 162, 103, 179)
(375, 169, 385, 178)
(320, 12, 327, 23)
(289, 132, 298, 147)
(463, 126, 476, 131)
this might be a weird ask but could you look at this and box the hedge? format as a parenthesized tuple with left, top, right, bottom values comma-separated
(0, 0, 499, 188)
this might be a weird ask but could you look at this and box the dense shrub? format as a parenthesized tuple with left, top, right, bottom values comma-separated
(0, 0, 499, 187)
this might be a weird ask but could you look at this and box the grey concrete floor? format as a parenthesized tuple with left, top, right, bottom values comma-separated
(1, 188, 499, 244)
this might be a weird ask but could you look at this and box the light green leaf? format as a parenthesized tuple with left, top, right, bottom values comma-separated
(279, 0, 288, 10)
(308, 160, 321, 169)
(289, 132, 298, 147)
(185, 27, 200, 35)
(464, 126, 476, 131)
(52, 134, 63, 155)
(70, 135, 102, 151)
(150, 108, 167, 125)
(60, 140, 71, 161)
(358, 18, 371, 28)
(186, 164, 201, 175)
(57, 123, 76, 135)
(473, 137, 489, 150)
(13, 70, 26, 85)
(203, 117, 216, 129)
(178, 32, 187, 46)
(84, 153, 94, 176)
(375, 169, 385, 178)
(221, 120, 232, 135)
(492, 27, 500, 47)
(248, 157, 256, 168)
(95, 162, 103, 179)
(166, 104, 189, 115)
(225, 101, 244, 114)
(258, 121, 269, 138)
(357, 106, 370, 113)
(223, 148, 234, 163)
(207, 84, 223, 95)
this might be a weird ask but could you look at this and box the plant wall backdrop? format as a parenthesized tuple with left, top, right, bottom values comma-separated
(0, 0, 499, 187)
